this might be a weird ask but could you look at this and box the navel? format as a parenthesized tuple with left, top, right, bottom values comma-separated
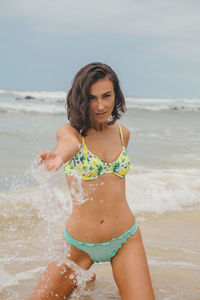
(100, 219, 104, 224)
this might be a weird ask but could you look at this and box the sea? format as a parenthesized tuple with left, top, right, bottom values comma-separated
(0, 89, 200, 299)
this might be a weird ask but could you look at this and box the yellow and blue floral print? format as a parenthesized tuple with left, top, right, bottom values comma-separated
(63, 124, 130, 180)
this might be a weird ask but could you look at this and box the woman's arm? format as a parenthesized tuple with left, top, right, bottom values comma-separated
(40, 124, 81, 171)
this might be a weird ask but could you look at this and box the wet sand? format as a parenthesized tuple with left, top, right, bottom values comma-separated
(140, 208, 200, 299)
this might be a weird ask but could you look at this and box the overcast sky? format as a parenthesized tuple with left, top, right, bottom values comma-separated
(0, 0, 200, 98)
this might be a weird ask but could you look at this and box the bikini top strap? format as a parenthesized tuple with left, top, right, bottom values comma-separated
(117, 124, 125, 145)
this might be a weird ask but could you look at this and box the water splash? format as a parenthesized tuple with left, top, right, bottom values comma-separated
(0, 158, 99, 299)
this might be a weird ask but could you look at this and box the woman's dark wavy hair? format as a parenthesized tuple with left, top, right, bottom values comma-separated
(65, 62, 126, 136)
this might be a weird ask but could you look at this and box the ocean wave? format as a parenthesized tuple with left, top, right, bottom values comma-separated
(125, 97, 200, 111)
(130, 128, 200, 138)
(0, 163, 199, 219)
(2, 105, 198, 114)
(0, 102, 65, 114)
(126, 165, 200, 214)
(0, 90, 200, 113)
(0, 89, 66, 100)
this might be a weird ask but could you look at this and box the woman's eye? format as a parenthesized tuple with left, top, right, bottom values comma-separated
(89, 94, 111, 100)
(89, 96, 95, 100)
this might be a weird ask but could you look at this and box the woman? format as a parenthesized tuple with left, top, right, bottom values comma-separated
(30, 62, 155, 299)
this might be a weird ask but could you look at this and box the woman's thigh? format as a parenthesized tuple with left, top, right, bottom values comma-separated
(111, 227, 155, 300)
(64, 238, 94, 269)
(30, 240, 94, 299)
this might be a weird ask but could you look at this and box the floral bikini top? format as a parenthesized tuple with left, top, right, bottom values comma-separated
(63, 124, 130, 180)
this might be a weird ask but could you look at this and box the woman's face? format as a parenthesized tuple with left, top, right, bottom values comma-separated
(89, 78, 115, 125)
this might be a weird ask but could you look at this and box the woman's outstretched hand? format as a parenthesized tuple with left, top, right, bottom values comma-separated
(39, 151, 64, 171)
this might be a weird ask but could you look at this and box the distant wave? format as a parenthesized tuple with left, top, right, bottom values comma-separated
(0, 89, 66, 101)
(0, 90, 200, 113)
(125, 97, 200, 112)
(0, 102, 65, 114)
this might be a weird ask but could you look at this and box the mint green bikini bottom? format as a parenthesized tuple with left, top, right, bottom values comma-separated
(64, 221, 138, 263)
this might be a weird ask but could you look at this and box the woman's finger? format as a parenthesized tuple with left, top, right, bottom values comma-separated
(40, 151, 46, 157)
(40, 151, 52, 160)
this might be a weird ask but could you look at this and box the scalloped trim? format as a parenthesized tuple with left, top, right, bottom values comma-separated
(64, 222, 138, 247)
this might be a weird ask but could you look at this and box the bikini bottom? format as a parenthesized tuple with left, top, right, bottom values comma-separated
(64, 221, 138, 263)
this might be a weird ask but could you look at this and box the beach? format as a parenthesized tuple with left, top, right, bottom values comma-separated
(0, 89, 200, 299)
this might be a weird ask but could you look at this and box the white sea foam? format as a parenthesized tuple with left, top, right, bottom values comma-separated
(126, 97, 200, 111)
(0, 90, 200, 114)
(0, 265, 45, 289)
(0, 101, 64, 114)
(0, 160, 98, 297)
(126, 165, 200, 214)
(0, 89, 66, 100)
(1, 162, 199, 230)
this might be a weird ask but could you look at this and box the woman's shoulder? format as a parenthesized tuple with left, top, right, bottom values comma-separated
(56, 124, 82, 142)
(117, 123, 130, 147)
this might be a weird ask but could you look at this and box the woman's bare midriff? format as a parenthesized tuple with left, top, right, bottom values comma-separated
(65, 173, 135, 243)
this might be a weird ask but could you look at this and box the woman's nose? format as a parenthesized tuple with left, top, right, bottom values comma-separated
(97, 99, 104, 110)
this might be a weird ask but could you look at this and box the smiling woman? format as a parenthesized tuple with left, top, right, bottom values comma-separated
(29, 62, 155, 300)
(66, 62, 126, 135)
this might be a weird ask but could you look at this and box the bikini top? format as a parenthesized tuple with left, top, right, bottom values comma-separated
(63, 124, 130, 180)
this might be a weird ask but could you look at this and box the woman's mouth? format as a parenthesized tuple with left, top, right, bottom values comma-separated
(96, 112, 107, 118)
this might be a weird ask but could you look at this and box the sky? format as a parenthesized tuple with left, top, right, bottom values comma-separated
(0, 0, 200, 98)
